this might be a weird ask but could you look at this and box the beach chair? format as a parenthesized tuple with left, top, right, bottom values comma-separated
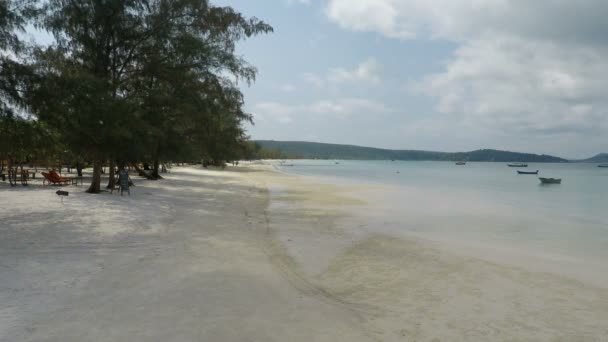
(42, 171, 70, 185)
(49, 170, 76, 185)
(112, 170, 131, 196)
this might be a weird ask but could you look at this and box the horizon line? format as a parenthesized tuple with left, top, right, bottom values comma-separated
(254, 139, 603, 160)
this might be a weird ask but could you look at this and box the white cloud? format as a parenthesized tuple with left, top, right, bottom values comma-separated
(253, 102, 295, 124)
(302, 72, 325, 88)
(303, 58, 382, 88)
(327, 58, 381, 85)
(325, 0, 608, 43)
(309, 98, 390, 118)
(325, 0, 608, 134)
(253, 98, 390, 123)
(287, 0, 311, 6)
(325, 0, 421, 39)
(417, 35, 608, 134)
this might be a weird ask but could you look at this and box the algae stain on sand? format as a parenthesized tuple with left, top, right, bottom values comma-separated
(314, 235, 608, 341)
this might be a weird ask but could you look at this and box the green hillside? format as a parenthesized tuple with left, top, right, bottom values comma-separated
(579, 153, 608, 163)
(255, 140, 568, 162)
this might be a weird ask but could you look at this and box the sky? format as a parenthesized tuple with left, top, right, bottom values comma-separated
(211, 0, 608, 159)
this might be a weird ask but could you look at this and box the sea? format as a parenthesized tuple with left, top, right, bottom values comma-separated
(274, 160, 608, 287)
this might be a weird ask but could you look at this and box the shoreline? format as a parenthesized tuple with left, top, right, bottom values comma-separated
(250, 163, 608, 340)
(266, 160, 608, 289)
(1, 166, 371, 341)
(2, 165, 608, 340)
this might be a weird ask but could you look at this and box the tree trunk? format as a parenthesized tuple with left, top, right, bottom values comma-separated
(76, 162, 83, 177)
(86, 159, 102, 193)
(7, 158, 15, 186)
(132, 163, 155, 180)
(106, 160, 116, 189)
(150, 141, 163, 180)
(151, 158, 160, 179)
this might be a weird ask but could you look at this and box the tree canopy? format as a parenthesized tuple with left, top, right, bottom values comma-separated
(0, 0, 272, 191)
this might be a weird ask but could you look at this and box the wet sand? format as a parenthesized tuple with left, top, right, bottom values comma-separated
(256, 165, 608, 341)
(1, 165, 607, 341)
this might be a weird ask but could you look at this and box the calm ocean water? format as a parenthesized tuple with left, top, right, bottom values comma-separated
(275, 160, 608, 285)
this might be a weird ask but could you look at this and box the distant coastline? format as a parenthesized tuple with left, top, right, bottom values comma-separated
(255, 140, 592, 162)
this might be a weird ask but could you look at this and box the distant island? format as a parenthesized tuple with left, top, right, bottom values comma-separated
(577, 153, 608, 163)
(254, 140, 570, 162)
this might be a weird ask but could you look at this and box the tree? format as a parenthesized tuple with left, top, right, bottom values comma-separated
(1, 0, 36, 117)
(0, 113, 61, 176)
(1, 0, 43, 178)
(195, 83, 252, 165)
(28, 0, 148, 192)
(28, 0, 272, 192)
(129, 0, 271, 177)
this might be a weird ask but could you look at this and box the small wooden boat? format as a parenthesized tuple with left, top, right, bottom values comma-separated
(598, 164, 608, 168)
(455, 161, 466, 165)
(517, 170, 539, 175)
(539, 177, 561, 184)
(508, 163, 528, 167)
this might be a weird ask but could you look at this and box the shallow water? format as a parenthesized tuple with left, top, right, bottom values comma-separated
(275, 160, 608, 286)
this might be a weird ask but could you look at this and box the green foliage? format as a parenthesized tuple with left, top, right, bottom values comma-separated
(0, 1, 48, 167)
(0, 0, 36, 51)
(0, 113, 62, 166)
(255, 141, 568, 162)
(579, 153, 608, 163)
(20, 0, 272, 191)
(1, 0, 37, 117)
(238, 141, 285, 160)
(123, 0, 271, 174)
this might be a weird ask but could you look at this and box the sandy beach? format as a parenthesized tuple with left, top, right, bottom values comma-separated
(2, 165, 608, 341)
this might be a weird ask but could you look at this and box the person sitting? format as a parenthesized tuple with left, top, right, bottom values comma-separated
(113, 169, 133, 196)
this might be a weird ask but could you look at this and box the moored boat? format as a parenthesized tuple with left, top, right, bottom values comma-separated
(598, 164, 608, 168)
(455, 161, 466, 165)
(517, 170, 539, 175)
(539, 177, 561, 184)
(508, 163, 528, 167)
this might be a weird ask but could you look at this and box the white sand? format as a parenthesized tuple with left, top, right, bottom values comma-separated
(1, 165, 607, 341)
(0, 167, 370, 342)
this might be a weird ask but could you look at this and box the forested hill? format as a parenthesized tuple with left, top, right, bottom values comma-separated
(255, 140, 568, 162)
(579, 153, 608, 163)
